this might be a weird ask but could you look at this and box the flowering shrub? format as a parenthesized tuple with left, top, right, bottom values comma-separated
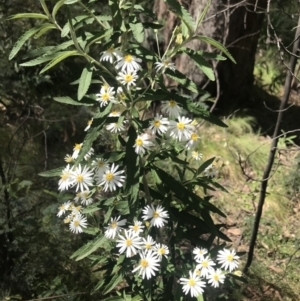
(9, 0, 242, 299)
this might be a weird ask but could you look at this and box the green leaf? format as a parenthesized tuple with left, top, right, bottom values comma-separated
(7, 13, 48, 20)
(125, 126, 139, 206)
(129, 22, 144, 43)
(197, 157, 215, 174)
(20, 53, 59, 67)
(165, 0, 195, 34)
(101, 297, 124, 301)
(52, 0, 65, 20)
(78, 63, 93, 100)
(39, 50, 80, 74)
(39, 166, 64, 177)
(53, 96, 94, 106)
(71, 234, 108, 260)
(165, 69, 200, 94)
(103, 273, 123, 295)
(186, 50, 215, 81)
(196, 294, 204, 301)
(64, 0, 80, 4)
(9, 24, 50, 60)
(34, 24, 57, 39)
(194, 36, 236, 63)
(195, 0, 211, 29)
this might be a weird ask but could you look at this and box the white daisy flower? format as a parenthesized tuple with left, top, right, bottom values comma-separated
(71, 164, 94, 192)
(116, 229, 142, 257)
(84, 118, 93, 131)
(92, 158, 109, 179)
(207, 268, 226, 288)
(96, 86, 116, 107)
(133, 133, 154, 155)
(132, 250, 160, 280)
(185, 132, 200, 150)
(142, 235, 156, 251)
(69, 213, 88, 234)
(57, 201, 72, 217)
(196, 256, 216, 278)
(153, 243, 169, 260)
(71, 204, 82, 216)
(84, 147, 94, 161)
(161, 100, 182, 118)
(180, 270, 206, 297)
(217, 248, 239, 272)
(129, 220, 145, 236)
(148, 114, 169, 135)
(97, 163, 125, 192)
(193, 247, 208, 261)
(109, 110, 121, 117)
(116, 71, 138, 88)
(154, 58, 175, 73)
(100, 47, 123, 63)
(58, 164, 74, 191)
(203, 164, 218, 178)
(104, 216, 127, 239)
(191, 151, 203, 161)
(115, 54, 142, 73)
(74, 191, 93, 206)
(169, 116, 194, 141)
(106, 122, 125, 133)
(72, 143, 82, 159)
(142, 205, 169, 228)
(64, 154, 74, 163)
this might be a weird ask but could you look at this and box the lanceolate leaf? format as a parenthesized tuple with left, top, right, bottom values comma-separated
(52, 0, 66, 20)
(165, 69, 201, 94)
(129, 22, 144, 43)
(165, 0, 195, 34)
(186, 50, 215, 81)
(39, 166, 64, 177)
(103, 273, 124, 295)
(20, 53, 59, 67)
(34, 24, 57, 39)
(195, 0, 211, 29)
(194, 36, 236, 63)
(39, 50, 81, 74)
(53, 96, 94, 106)
(78, 63, 93, 100)
(9, 24, 52, 60)
(7, 13, 48, 20)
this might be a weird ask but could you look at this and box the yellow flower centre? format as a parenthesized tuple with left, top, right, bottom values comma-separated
(213, 274, 220, 281)
(74, 143, 82, 150)
(226, 254, 234, 262)
(145, 243, 151, 249)
(110, 111, 119, 116)
(74, 220, 80, 227)
(64, 156, 73, 163)
(125, 239, 132, 246)
(158, 248, 165, 255)
(59, 205, 65, 211)
(188, 279, 196, 287)
(177, 122, 185, 130)
(107, 47, 114, 53)
(135, 138, 143, 146)
(140, 259, 149, 268)
(195, 269, 200, 275)
(124, 54, 133, 62)
(74, 206, 81, 212)
(202, 260, 208, 268)
(102, 93, 109, 100)
(169, 100, 177, 107)
(64, 217, 71, 224)
(105, 172, 114, 181)
(98, 161, 104, 167)
(87, 119, 93, 125)
(153, 211, 159, 218)
(111, 222, 117, 229)
(124, 74, 133, 82)
(76, 175, 84, 183)
(163, 60, 170, 66)
(191, 133, 198, 141)
(153, 120, 161, 127)
(133, 225, 139, 231)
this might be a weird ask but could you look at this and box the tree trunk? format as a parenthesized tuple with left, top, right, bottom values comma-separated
(154, 0, 267, 115)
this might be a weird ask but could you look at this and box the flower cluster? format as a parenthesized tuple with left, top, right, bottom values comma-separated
(104, 205, 170, 280)
(180, 247, 240, 297)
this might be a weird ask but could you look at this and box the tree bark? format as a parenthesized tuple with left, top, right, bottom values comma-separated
(154, 0, 268, 114)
